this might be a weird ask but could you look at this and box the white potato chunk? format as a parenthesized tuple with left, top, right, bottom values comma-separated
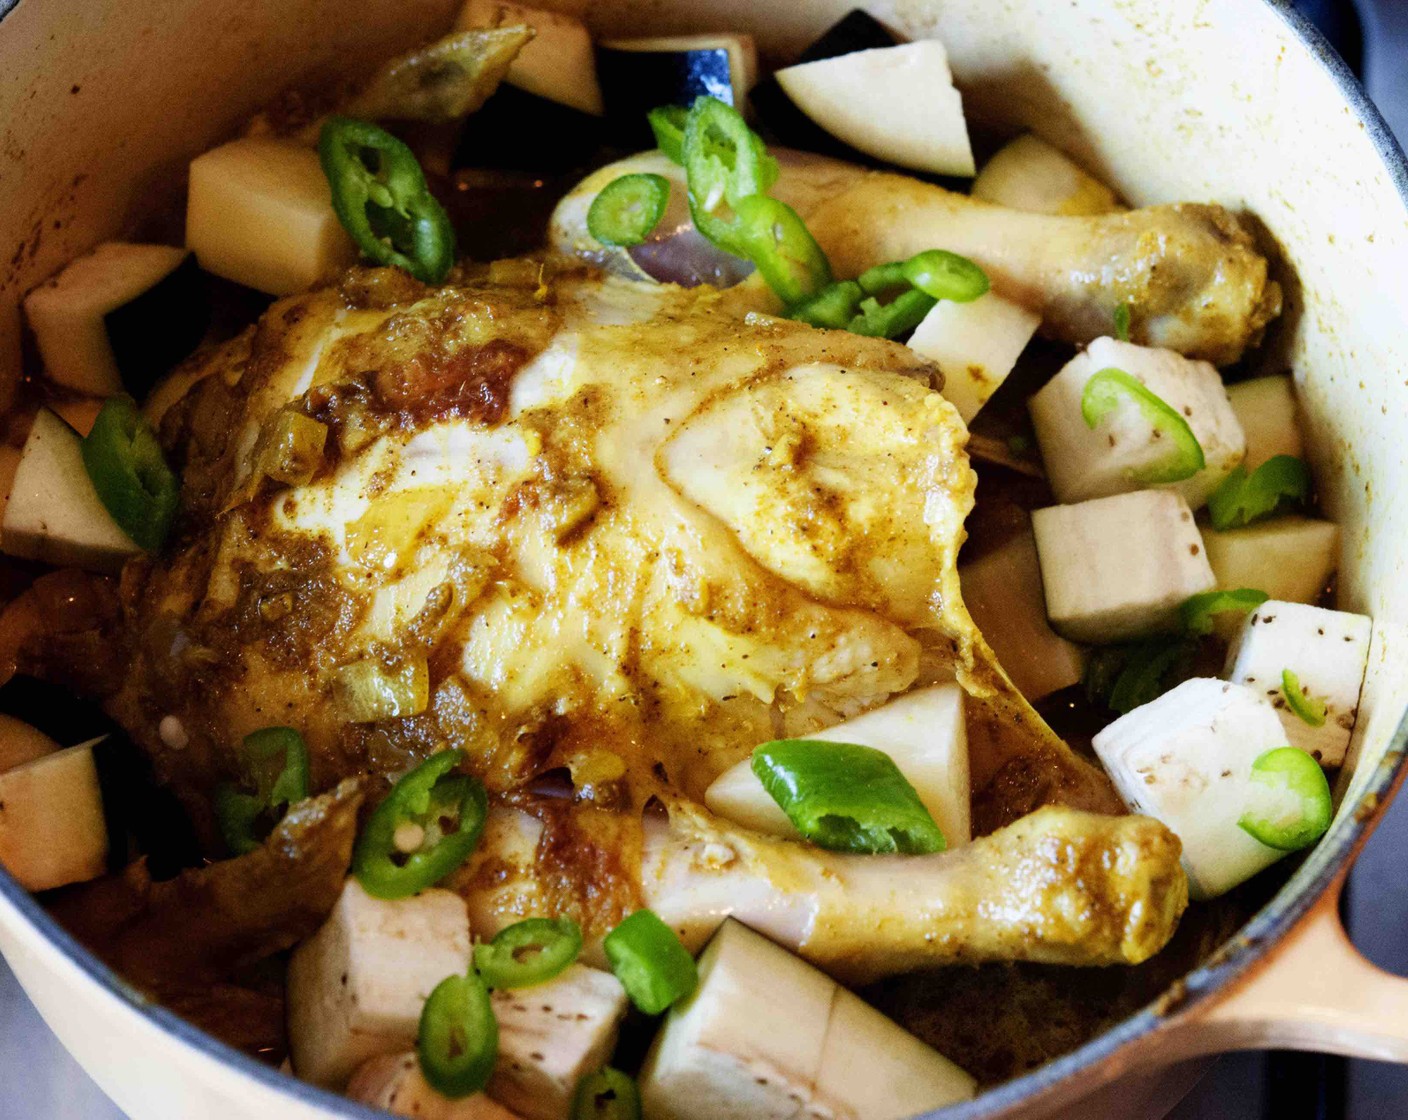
(0, 714, 60, 774)
(457, 0, 603, 115)
(1226, 375, 1303, 470)
(1028, 337, 1246, 509)
(349, 1052, 524, 1120)
(1202, 516, 1338, 607)
(1093, 679, 1292, 900)
(23, 242, 189, 396)
(704, 683, 970, 848)
(287, 880, 471, 1089)
(908, 292, 1040, 423)
(1, 408, 140, 574)
(960, 527, 1085, 702)
(187, 138, 357, 295)
(1032, 490, 1214, 643)
(488, 964, 628, 1120)
(1224, 601, 1371, 768)
(775, 41, 975, 177)
(971, 134, 1122, 216)
(0, 738, 108, 891)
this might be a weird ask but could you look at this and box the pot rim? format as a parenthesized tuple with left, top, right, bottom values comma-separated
(0, 1, 1405, 1118)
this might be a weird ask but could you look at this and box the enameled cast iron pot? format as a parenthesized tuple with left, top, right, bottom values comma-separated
(1, 1, 1407, 1117)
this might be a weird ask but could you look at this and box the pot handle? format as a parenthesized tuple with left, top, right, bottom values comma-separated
(1180, 876, 1408, 1061)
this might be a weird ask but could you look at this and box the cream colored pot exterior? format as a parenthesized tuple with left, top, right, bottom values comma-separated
(2, 0, 1408, 1118)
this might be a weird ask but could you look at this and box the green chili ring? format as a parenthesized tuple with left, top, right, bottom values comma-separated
(603, 909, 698, 1015)
(1080, 367, 1206, 484)
(474, 917, 583, 989)
(1238, 746, 1333, 851)
(588, 174, 670, 247)
(215, 726, 312, 855)
(418, 971, 498, 1098)
(80, 395, 180, 551)
(901, 249, 990, 303)
(573, 1068, 642, 1120)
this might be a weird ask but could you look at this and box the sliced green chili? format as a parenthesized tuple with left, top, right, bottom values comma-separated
(215, 726, 311, 855)
(474, 917, 583, 990)
(1080, 367, 1206, 484)
(353, 749, 488, 899)
(1237, 746, 1332, 851)
(1282, 669, 1328, 727)
(1085, 638, 1196, 715)
(418, 971, 498, 1098)
(573, 1068, 642, 1120)
(750, 739, 946, 854)
(1179, 588, 1269, 636)
(603, 909, 698, 1015)
(856, 260, 908, 295)
(847, 289, 937, 339)
(318, 116, 456, 284)
(588, 173, 670, 248)
(901, 249, 989, 303)
(734, 194, 832, 305)
(1113, 302, 1132, 342)
(1207, 455, 1312, 531)
(787, 280, 864, 330)
(681, 97, 778, 256)
(648, 105, 689, 165)
(81, 395, 180, 551)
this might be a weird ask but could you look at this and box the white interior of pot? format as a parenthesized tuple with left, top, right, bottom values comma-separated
(1, 0, 1405, 941)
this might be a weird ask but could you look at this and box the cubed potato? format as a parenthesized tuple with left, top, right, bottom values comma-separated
(1224, 601, 1371, 768)
(908, 293, 1040, 424)
(971, 134, 1122, 216)
(349, 1053, 523, 1120)
(0, 714, 60, 773)
(0, 738, 108, 891)
(1032, 490, 1215, 643)
(1028, 337, 1245, 509)
(1201, 516, 1338, 607)
(1093, 679, 1293, 899)
(960, 527, 1086, 701)
(187, 138, 358, 295)
(704, 683, 970, 847)
(457, 0, 603, 115)
(488, 964, 628, 1120)
(287, 880, 471, 1089)
(1226, 375, 1303, 470)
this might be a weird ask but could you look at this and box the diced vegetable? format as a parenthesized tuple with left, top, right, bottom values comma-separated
(490, 964, 630, 1120)
(908, 292, 1040, 423)
(349, 1052, 524, 1120)
(319, 117, 457, 284)
(1201, 516, 1339, 607)
(1085, 636, 1197, 716)
(680, 96, 780, 256)
(0, 714, 59, 774)
(1031, 490, 1215, 643)
(1226, 375, 1303, 470)
(0, 444, 21, 529)
(603, 910, 698, 1015)
(1206, 454, 1310, 530)
(334, 654, 431, 722)
(1224, 600, 1371, 768)
(187, 137, 358, 295)
(1237, 747, 1333, 851)
(420, 971, 499, 1098)
(1, 408, 141, 574)
(706, 684, 970, 846)
(587, 174, 670, 247)
(1027, 337, 1246, 508)
(214, 726, 311, 855)
(750, 739, 946, 854)
(961, 530, 1085, 701)
(80, 395, 180, 551)
(900, 250, 989, 303)
(1092, 678, 1300, 899)
(0, 737, 108, 891)
(971, 134, 1122, 216)
(354, 749, 488, 899)
(775, 40, 975, 177)
(474, 917, 582, 990)
(344, 27, 532, 124)
(598, 36, 757, 140)
(457, 0, 604, 116)
(638, 921, 974, 1120)
(23, 242, 208, 397)
(257, 410, 329, 487)
(1178, 588, 1269, 636)
(572, 1068, 640, 1120)
(287, 878, 472, 1088)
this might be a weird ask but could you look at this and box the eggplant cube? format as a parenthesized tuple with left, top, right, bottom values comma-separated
(457, 0, 603, 115)
(2, 408, 140, 574)
(1028, 337, 1246, 509)
(1224, 601, 1371, 768)
(24, 242, 206, 397)
(1226, 375, 1304, 470)
(909, 292, 1040, 423)
(1032, 490, 1215, 643)
(488, 964, 628, 1120)
(971, 134, 1122, 216)
(960, 527, 1086, 702)
(597, 35, 757, 144)
(349, 1052, 523, 1120)
(1093, 679, 1292, 899)
(187, 138, 358, 296)
(0, 737, 108, 891)
(705, 683, 970, 847)
(1201, 516, 1339, 608)
(287, 879, 471, 1089)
